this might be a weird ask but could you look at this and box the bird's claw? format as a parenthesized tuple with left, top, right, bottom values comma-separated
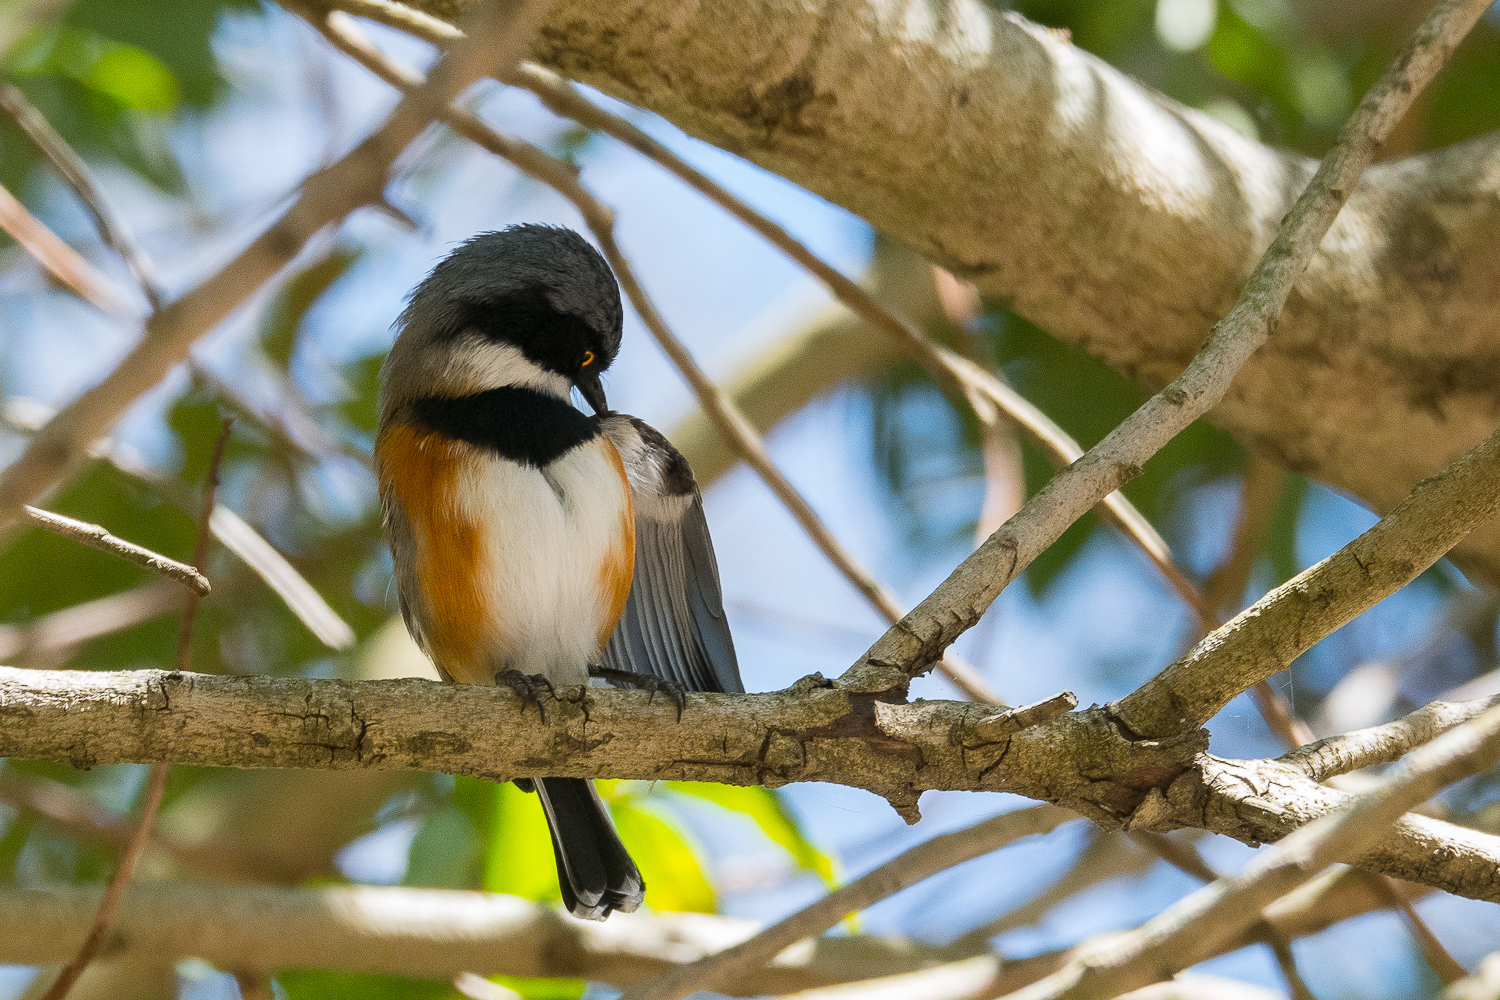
(589, 666, 687, 721)
(498, 669, 557, 722)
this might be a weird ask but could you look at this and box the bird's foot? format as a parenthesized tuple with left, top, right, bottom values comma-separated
(589, 666, 687, 721)
(498, 669, 557, 723)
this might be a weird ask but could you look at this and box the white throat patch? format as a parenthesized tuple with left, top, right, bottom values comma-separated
(441, 338, 571, 399)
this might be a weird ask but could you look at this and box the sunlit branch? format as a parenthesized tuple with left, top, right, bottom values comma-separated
(1007, 700, 1500, 1000)
(837, 0, 1495, 695)
(3, 666, 1499, 901)
(619, 805, 1076, 1000)
(20, 506, 210, 595)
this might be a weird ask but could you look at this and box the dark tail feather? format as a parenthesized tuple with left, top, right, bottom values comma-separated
(533, 777, 644, 920)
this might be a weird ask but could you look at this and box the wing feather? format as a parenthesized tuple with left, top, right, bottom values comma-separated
(600, 415, 742, 694)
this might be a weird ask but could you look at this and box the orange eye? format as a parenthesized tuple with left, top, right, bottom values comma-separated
(581, 350, 595, 367)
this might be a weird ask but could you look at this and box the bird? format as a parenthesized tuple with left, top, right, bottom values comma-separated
(374, 224, 742, 921)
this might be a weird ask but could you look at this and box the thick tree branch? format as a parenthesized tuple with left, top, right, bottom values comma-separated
(837, 0, 1492, 692)
(370, 0, 1500, 586)
(0, 882, 969, 993)
(4, 666, 1499, 901)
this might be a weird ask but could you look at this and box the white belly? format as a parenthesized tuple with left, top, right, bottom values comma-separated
(453, 438, 631, 684)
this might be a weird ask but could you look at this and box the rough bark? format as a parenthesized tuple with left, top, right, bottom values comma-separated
(381, 0, 1500, 582)
(4, 666, 1498, 902)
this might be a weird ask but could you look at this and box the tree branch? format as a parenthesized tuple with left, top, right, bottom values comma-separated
(1115, 423, 1500, 740)
(0, 882, 970, 994)
(20, 506, 210, 595)
(4, 666, 1499, 901)
(1007, 701, 1500, 1000)
(621, 805, 1076, 1000)
(357, 0, 1500, 587)
(0, 0, 552, 523)
(838, 0, 1493, 693)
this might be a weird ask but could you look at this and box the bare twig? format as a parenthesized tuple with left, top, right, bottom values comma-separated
(839, 0, 1496, 694)
(1364, 872, 1467, 985)
(310, 9, 1000, 705)
(0, 84, 166, 309)
(33, 764, 169, 1000)
(2, 400, 355, 650)
(1281, 693, 1500, 782)
(1117, 424, 1500, 739)
(619, 805, 1077, 1000)
(0, 0, 554, 524)
(0, 180, 136, 318)
(1005, 700, 1500, 1000)
(35, 402, 234, 1000)
(176, 420, 232, 670)
(21, 506, 210, 595)
(1266, 936, 1317, 1000)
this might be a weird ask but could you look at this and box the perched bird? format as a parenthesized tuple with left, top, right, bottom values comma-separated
(375, 225, 742, 920)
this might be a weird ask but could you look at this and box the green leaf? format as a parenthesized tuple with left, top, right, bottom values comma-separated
(608, 799, 715, 914)
(277, 971, 453, 1000)
(666, 782, 835, 886)
(260, 247, 362, 371)
(10, 27, 179, 111)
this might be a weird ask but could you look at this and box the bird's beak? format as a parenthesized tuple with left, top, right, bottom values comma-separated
(578, 371, 609, 416)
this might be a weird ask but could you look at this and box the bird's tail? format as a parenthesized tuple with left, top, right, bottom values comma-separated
(533, 777, 644, 920)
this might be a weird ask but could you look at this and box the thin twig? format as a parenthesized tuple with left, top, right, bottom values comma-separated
(838, 0, 1497, 694)
(0, 84, 167, 309)
(176, 420, 232, 670)
(36, 410, 233, 1000)
(0, 0, 555, 526)
(1266, 935, 1318, 1000)
(1003, 700, 1500, 1000)
(1280, 693, 1500, 782)
(33, 763, 169, 1000)
(619, 805, 1076, 1000)
(1, 400, 354, 650)
(310, 9, 1001, 705)
(0, 180, 136, 319)
(21, 506, 210, 595)
(1364, 871, 1467, 985)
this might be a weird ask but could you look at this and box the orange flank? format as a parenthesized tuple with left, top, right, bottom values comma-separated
(375, 424, 496, 682)
(596, 438, 636, 651)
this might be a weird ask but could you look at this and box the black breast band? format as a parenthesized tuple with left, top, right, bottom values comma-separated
(412, 387, 598, 467)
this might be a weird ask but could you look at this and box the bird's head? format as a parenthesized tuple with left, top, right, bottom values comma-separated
(382, 225, 622, 418)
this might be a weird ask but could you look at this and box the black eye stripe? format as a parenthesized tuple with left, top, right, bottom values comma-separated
(441, 286, 608, 377)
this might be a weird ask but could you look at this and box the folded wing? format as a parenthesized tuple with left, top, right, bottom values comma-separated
(600, 414, 742, 694)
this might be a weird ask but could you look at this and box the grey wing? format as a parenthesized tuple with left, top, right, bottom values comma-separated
(600, 416, 743, 694)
